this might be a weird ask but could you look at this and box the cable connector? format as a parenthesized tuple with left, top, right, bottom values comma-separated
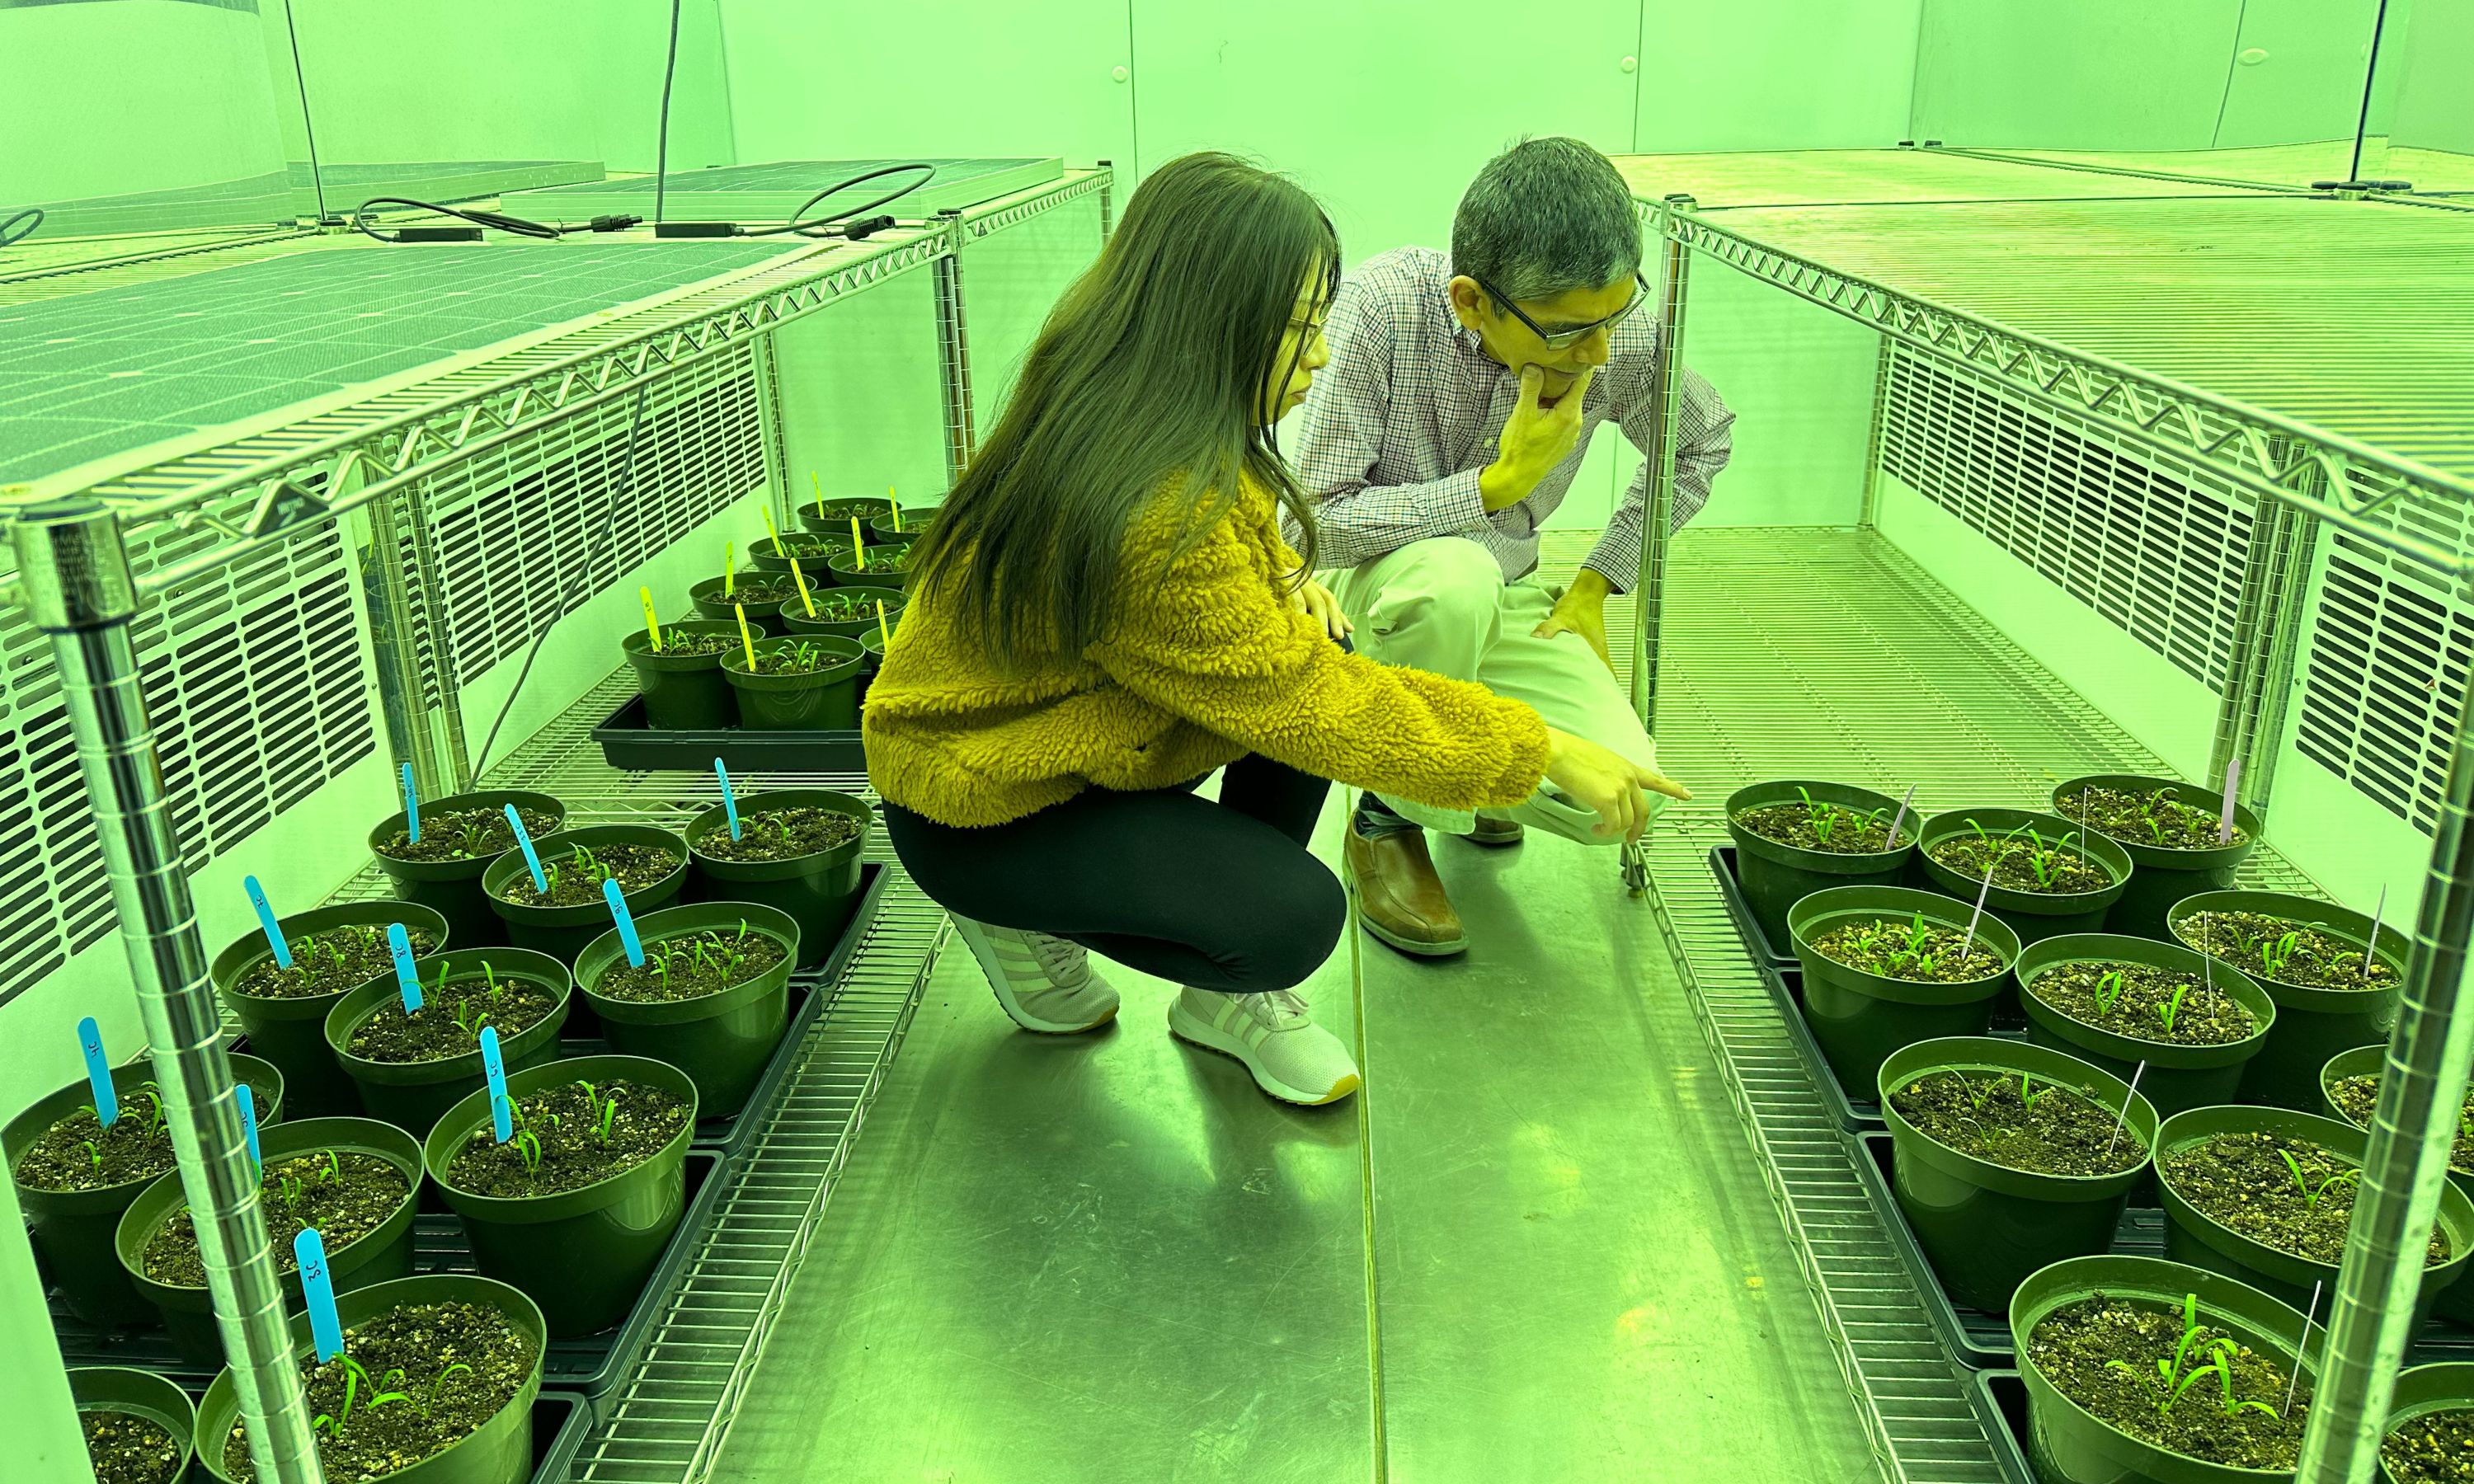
(654, 221, 741, 238)
(586, 214, 644, 232)
(840, 214, 897, 241)
(396, 225, 486, 242)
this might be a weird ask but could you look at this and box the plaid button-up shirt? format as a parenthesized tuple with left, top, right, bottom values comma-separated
(1288, 247, 1733, 593)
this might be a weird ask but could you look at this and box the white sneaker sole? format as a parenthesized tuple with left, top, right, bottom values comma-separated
(1167, 999, 1360, 1106)
(948, 917, 1117, 1035)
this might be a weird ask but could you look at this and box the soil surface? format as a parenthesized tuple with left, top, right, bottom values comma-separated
(2161, 1130, 2451, 1266)
(82, 1411, 181, 1484)
(807, 594, 894, 623)
(236, 923, 441, 1000)
(2179, 909, 2396, 991)
(711, 575, 797, 608)
(728, 642, 850, 678)
(810, 499, 884, 522)
(694, 806, 861, 863)
(1890, 1068, 2144, 1176)
(2056, 784, 2250, 852)
(376, 805, 560, 864)
(220, 1298, 537, 1482)
(444, 1078, 691, 1198)
(141, 1149, 409, 1286)
(1808, 916, 2006, 983)
(346, 972, 562, 1063)
(2025, 960, 2260, 1047)
(1733, 800, 1905, 854)
(1926, 829, 2114, 895)
(492, 843, 680, 909)
(2386, 1408, 2474, 1484)
(761, 533, 849, 561)
(639, 630, 737, 658)
(2329, 1073, 2474, 1176)
(595, 926, 790, 1003)
(2027, 1293, 2307, 1470)
(835, 545, 915, 575)
(14, 1092, 177, 1193)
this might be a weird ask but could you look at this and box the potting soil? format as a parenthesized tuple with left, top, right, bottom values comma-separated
(761, 534, 849, 560)
(493, 843, 680, 909)
(595, 927, 791, 1003)
(81, 1410, 181, 1484)
(2026, 960, 2259, 1047)
(2026, 1294, 2307, 1469)
(141, 1151, 409, 1286)
(642, 630, 739, 657)
(346, 976, 562, 1063)
(220, 1300, 539, 1482)
(2329, 1073, 2474, 1176)
(2056, 785, 2249, 851)
(694, 806, 863, 863)
(810, 500, 884, 522)
(13, 1100, 176, 1193)
(1731, 801, 1903, 854)
(1888, 1070, 2143, 1176)
(2161, 1131, 2451, 1266)
(377, 805, 561, 864)
(444, 1078, 691, 1197)
(2179, 910, 2396, 991)
(714, 576, 797, 606)
(1808, 919, 2006, 983)
(235, 923, 443, 999)
(731, 644, 849, 677)
(1925, 834, 2112, 894)
(2384, 1407, 2474, 1483)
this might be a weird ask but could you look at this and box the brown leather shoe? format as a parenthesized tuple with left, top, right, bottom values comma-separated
(1343, 825, 1469, 957)
(1459, 815, 1525, 848)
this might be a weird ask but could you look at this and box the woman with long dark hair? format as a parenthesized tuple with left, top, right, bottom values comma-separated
(864, 154, 1687, 1106)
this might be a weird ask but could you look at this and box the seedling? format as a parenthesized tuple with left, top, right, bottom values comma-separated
(453, 998, 494, 1040)
(2092, 970, 2129, 1015)
(276, 1171, 305, 1209)
(317, 1148, 341, 1186)
(416, 1363, 473, 1420)
(576, 1081, 622, 1146)
(1797, 787, 1841, 846)
(569, 844, 604, 881)
(313, 1355, 410, 1437)
(511, 1129, 545, 1178)
(79, 1140, 104, 1172)
(2278, 1148, 2359, 1210)
(2018, 1072, 2055, 1110)
(1965, 1073, 2000, 1113)
(2157, 983, 2194, 1034)
(2259, 931, 2311, 980)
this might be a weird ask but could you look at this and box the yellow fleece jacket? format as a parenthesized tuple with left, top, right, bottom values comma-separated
(863, 477, 1553, 828)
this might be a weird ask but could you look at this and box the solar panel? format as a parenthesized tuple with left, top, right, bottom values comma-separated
(497, 157, 1065, 223)
(0, 242, 792, 482)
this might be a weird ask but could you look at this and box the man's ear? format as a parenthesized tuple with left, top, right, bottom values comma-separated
(1446, 275, 1488, 334)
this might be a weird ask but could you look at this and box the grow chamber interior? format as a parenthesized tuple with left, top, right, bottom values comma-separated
(4, 2, 2472, 1482)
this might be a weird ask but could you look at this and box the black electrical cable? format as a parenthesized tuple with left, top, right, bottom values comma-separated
(0, 207, 42, 249)
(737, 162, 939, 237)
(654, 0, 683, 225)
(351, 196, 642, 242)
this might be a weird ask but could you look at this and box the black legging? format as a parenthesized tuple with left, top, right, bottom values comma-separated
(883, 755, 1343, 994)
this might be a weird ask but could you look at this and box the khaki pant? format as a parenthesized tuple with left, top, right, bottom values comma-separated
(1325, 537, 1664, 845)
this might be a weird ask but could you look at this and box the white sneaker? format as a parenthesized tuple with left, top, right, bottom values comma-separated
(948, 915, 1121, 1034)
(1168, 987, 1361, 1106)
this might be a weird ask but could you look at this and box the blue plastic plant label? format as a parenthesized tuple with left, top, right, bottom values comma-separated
(77, 1017, 118, 1128)
(387, 923, 423, 1013)
(402, 763, 421, 844)
(480, 1026, 512, 1142)
(603, 878, 647, 966)
(238, 1082, 261, 1176)
(716, 758, 741, 839)
(295, 1228, 342, 1362)
(504, 803, 548, 893)
(243, 876, 293, 969)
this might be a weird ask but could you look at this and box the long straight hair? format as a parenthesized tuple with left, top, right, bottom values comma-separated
(906, 153, 1341, 671)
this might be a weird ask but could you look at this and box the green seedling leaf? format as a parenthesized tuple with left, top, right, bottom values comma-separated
(2093, 970, 2128, 1014)
(2158, 983, 2192, 1033)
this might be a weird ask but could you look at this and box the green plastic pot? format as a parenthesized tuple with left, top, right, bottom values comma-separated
(1879, 1036, 2158, 1313)
(797, 495, 891, 534)
(424, 1055, 695, 1337)
(2011, 1254, 2319, 1484)
(479, 824, 687, 967)
(576, 903, 801, 1119)
(7, 1054, 280, 1327)
(2170, 890, 2406, 1111)
(212, 902, 453, 1118)
(622, 622, 741, 731)
(858, 628, 889, 708)
(2015, 934, 2277, 1120)
(369, 790, 566, 951)
(196, 1271, 544, 1483)
(1917, 807, 2134, 948)
(1788, 885, 2021, 1096)
(326, 948, 573, 1136)
(1724, 780, 1918, 952)
(825, 542, 914, 590)
(2382, 1363, 2474, 1484)
(721, 636, 865, 731)
(69, 1366, 196, 1483)
(869, 509, 930, 542)
(2154, 1104, 2474, 1324)
(689, 570, 793, 635)
(2052, 775, 2262, 942)
(684, 790, 868, 970)
(116, 1115, 423, 1366)
(2318, 1043, 2474, 1326)
(745, 533, 850, 575)
(778, 585, 905, 641)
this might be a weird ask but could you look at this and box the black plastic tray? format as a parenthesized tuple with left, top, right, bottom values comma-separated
(1710, 846, 1796, 969)
(1761, 966, 1886, 1134)
(51, 1151, 723, 1407)
(553, 861, 887, 1159)
(1853, 1132, 2474, 1372)
(593, 693, 865, 772)
(1966, 1371, 2037, 1484)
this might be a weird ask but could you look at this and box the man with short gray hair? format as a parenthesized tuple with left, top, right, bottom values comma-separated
(1294, 136, 1733, 959)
